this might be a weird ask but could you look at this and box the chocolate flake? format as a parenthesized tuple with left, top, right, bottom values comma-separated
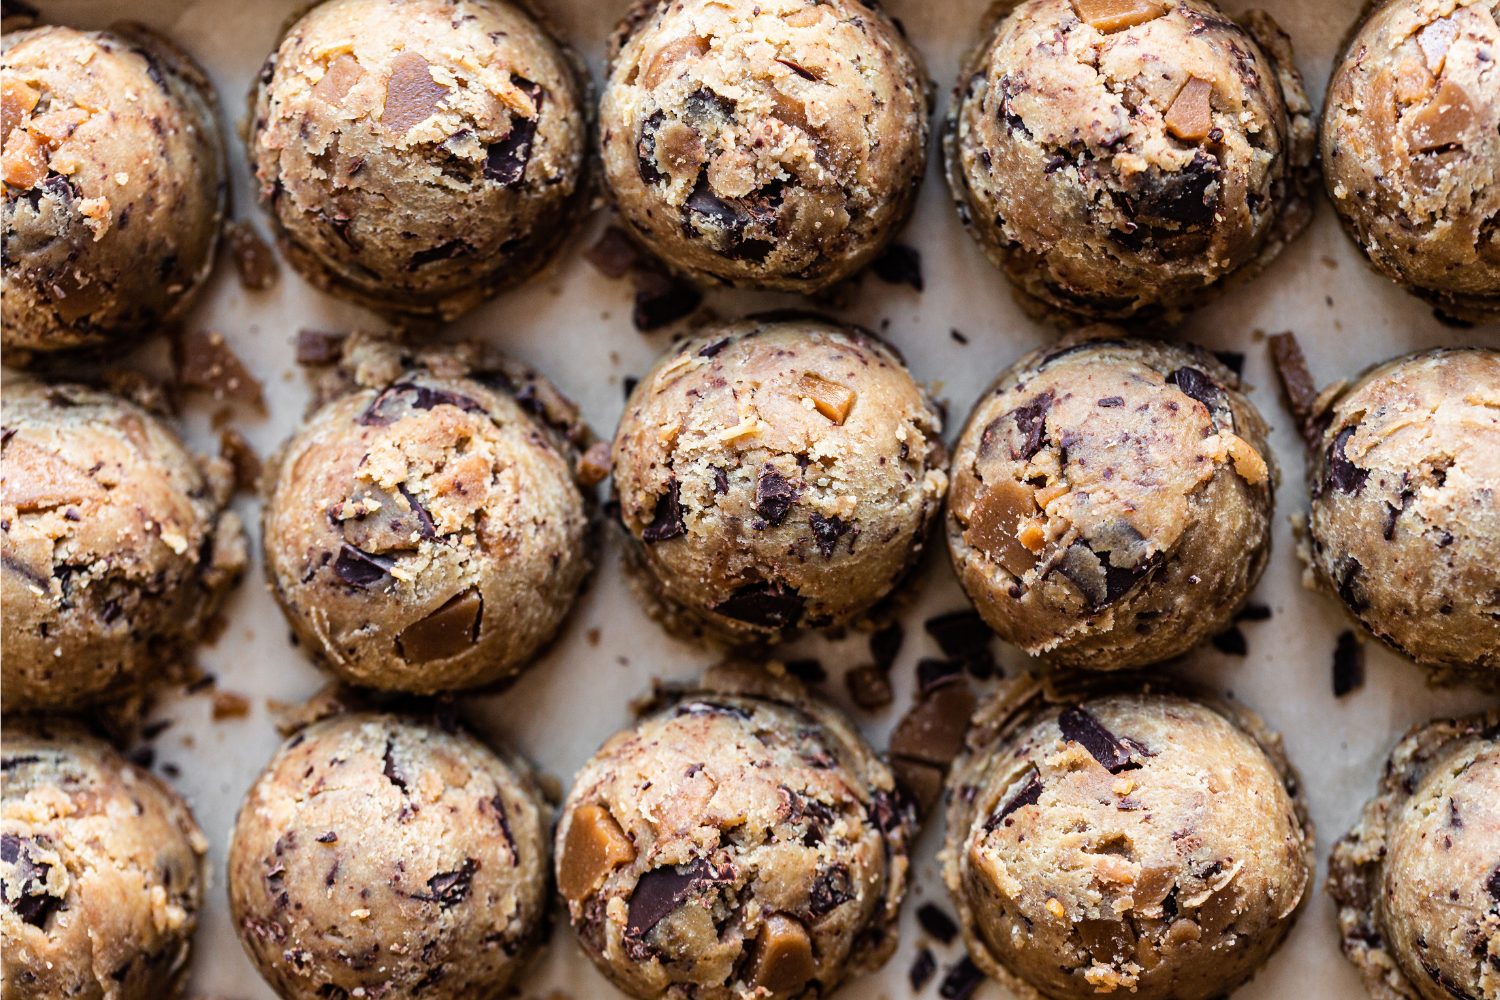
(419, 858, 479, 908)
(332, 544, 395, 588)
(870, 244, 923, 291)
(484, 76, 542, 186)
(641, 480, 686, 542)
(713, 582, 804, 629)
(626, 858, 728, 937)
(754, 466, 797, 525)
(382, 739, 407, 790)
(909, 948, 937, 991)
(809, 512, 848, 559)
(1333, 631, 1364, 697)
(1058, 707, 1148, 773)
(1327, 426, 1369, 495)
(698, 337, 730, 358)
(490, 793, 517, 866)
(990, 769, 1044, 828)
(1486, 866, 1500, 903)
(924, 610, 995, 677)
(1098, 396, 1125, 407)
(917, 904, 959, 944)
(939, 957, 986, 1000)
(1211, 627, 1247, 656)
(1010, 392, 1054, 460)
(407, 240, 472, 270)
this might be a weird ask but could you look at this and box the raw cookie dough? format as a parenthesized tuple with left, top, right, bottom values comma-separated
(1, 374, 247, 712)
(556, 663, 913, 1000)
(944, 0, 1314, 322)
(249, 0, 589, 320)
(946, 330, 1275, 670)
(1328, 710, 1500, 1000)
(600, 0, 930, 293)
(2, 718, 208, 1000)
(612, 316, 948, 640)
(1303, 347, 1500, 678)
(262, 335, 593, 693)
(1321, 0, 1500, 324)
(2, 24, 226, 356)
(943, 676, 1313, 1000)
(228, 708, 551, 1000)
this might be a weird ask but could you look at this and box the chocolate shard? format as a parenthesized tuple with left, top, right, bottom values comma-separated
(296, 330, 347, 365)
(924, 610, 994, 659)
(1166, 366, 1225, 414)
(1010, 392, 1054, 460)
(988, 769, 1044, 830)
(755, 466, 797, 526)
(713, 582, 803, 629)
(637, 109, 666, 185)
(641, 479, 686, 542)
(1211, 627, 1248, 656)
(489, 793, 517, 866)
(626, 858, 730, 937)
(1212, 350, 1245, 377)
(697, 337, 730, 358)
(916, 904, 959, 945)
(808, 512, 849, 559)
(396, 588, 483, 664)
(870, 244, 923, 291)
(1333, 631, 1365, 697)
(845, 665, 893, 710)
(484, 76, 542, 186)
(1055, 544, 1156, 609)
(632, 269, 702, 331)
(916, 658, 964, 695)
(1327, 426, 1369, 495)
(1268, 332, 1319, 437)
(1487, 866, 1500, 903)
(685, 172, 747, 232)
(808, 863, 854, 918)
(869, 623, 904, 670)
(939, 957, 986, 1000)
(420, 858, 479, 908)
(332, 544, 395, 588)
(782, 659, 826, 684)
(909, 948, 937, 992)
(1130, 150, 1219, 225)
(1058, 707, 1149, 773)
(407, 240, 472, 270)
(0, 835, 61, 928)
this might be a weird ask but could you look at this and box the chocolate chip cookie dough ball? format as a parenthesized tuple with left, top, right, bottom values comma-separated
(1304, 348, 1500, 679)
(943, 678, 1312, 1000)
(600, 0, 930, 293)
(2, 24, 226, 357)
(2, 719, 208, 999)
(947, 331, 1274, 670)
(1322, 0, 1500, 323)
(262, 337, 592, 693)
(612, 317, 948, 640)
(556, 664, 913, 1000)
(945, 0, 1314, 322)
(249, 0, 588, 320)
(229, 709, 551, 1000)
(1329, 712, 1500, 1000)
(1, 375, 246, 712)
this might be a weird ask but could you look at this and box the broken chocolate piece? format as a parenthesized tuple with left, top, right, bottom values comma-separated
(1058, 707, 1148, 773)
(685, 172, 746, 232)
(1165, 77, 1214, 141)
(396, 588, 483, 664)
(808, 864, 853, 917)
(754, 466, 797, 525)
(1327, 426, 1368, 495)
(1486, 866, 1500, 904)
(746, 913, 816, 994)
(176, 331, 264, 409)
(916, 658, 964, 695)
(585, 225, 639, 278)
(1131, 150, 1219, 225)
(419, 858, 479, 908)
(889, 756, 945, 816)
(713, 582, 804, 629)
(1333, 631, 1364, 697)
(295, 329, 347, 365)
(1212, 350, 1245, 377)
(782, 658, 826, 684)
(910, 948, 938, 991)
(809, 512, 849, 559)
(1, 835, 60, 928)
(845, 665, 894, 710)
(626, 858, 728, 937)
(964, 479, 1042, 578)
(870, 623, 903, 670)
(559, 804, 636, 901)
(1010, 392, 1053, 460)
(991, 769, 1044, 827)
(1054, 544, 1155, 609)
(796, 372, 856, 424)
(357, 383, 484, 426)
(939, 957, 986, 1000)
(697, 336, 730, 357)
(1166, 366, 1224, 415)
(917, 904, 959, 944)
(484, 76, 542, 186)
(641, 480, 686, 542)
(870, 244, 923, 291)
(220, 428, 262, 493)
(890, 682, 976, 766)
(925, 611, 996, 662)
(1211, 627, 1247, 656)
(227, 220, 277, 290)
(1268, 332, 1318, 436)
(382, 52, 448, 134)
(332, 544, 395, 588)
(632, 269, 702, 331)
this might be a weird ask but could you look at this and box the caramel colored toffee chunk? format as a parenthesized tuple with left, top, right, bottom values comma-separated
(559, 804, 637, 902)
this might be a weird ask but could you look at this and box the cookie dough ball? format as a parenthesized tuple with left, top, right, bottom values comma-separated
(229, 710, 551, 1000)
(946, 331, 1274, 670)
(2, 719, 208, 999)
(556, 665, 913, 999)
(1, 375, 247, 712)
(250, 0, 588, 319)
(613, 317, 948, 639)
(943, 679, 1312, 1000)
(1330, 711, 1500, 1000)
(1305, 348, 1500, 677)
(600, 0, 929, 293)
(945, 0, 1314, 321)
(1, 25, 225, 357)
(263, 347, 592, 693)
(1322, 0, 1500, 323)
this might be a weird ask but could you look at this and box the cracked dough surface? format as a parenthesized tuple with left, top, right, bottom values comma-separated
(262, 341, 592, 693)
(600, 0, 929, 292)
(944, 0, 1314, 322)
(1, 24, 225, 357)
(228, 710, 551, 1000)
(0, 374, 247, 712)
(249, 0, 588, 320)
(943, 676, 1312, 1000)
(1303, 347, 1500, 678)
(556, 664, 913, 1000)
(1327, 710, 1500, 1000)
(946, 329, 1275, 671)
(611, 317, 948, 640)
(1, 719, 208, 1000)
(1321, 0, 1500, 324)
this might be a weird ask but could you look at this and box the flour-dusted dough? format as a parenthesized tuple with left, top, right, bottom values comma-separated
(946, 329, 1275, 670)
(249, 0, 589, 319)
(944, 0, 1314, 322)
(600, 0, 930, 293)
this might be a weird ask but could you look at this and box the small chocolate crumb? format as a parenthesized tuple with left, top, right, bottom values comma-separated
(869, 623, 903, 670)
(295, 329, 347, 365)
(1333, 631, 1364, 697)
(782, 659, 826, 684)
(585, 225, 639, 278)
(845, 665, 893, 710)
(175, 331, 264, 409)
(870, 244, 923, 291)
(1097, 396, 1125, 407)
(917, 904, 959, 944)
(227, 220, 277, 290)
(949, 329, 968, 345)
(1235, 603, 1272, 622)
(808, 512, 848, 559)
(219, 428, 262, 493)
(315, 831, 338, 844)
(939, 957, 985, 1000)
(1211, 627, 1247, 656)
(909, 948, 937, 991)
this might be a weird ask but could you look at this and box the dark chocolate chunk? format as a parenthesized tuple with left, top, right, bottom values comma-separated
(1010, 392, 1054, 460)
(1236, 603, 1271, 622)
(357, 383, 484, 426)
(916, 658, 964, 694)
(783, 659, 827, 684)
(870, 244, 923, 291)
(754, 466, 797, 525)
(624, 376, 640, 400)
(1486, 866, 1500, 903)
(637, 109, 666, 185)
(1129, 150, 1219, 225)
(698, 337, 730, 357)
(406, 240, 472, 270)
(869, 623, 903, 671)
(1058, 707, 1148, 773)
(939, 957, 986, 1000)
(924, 611, 995, 664)
(1, 756, 41, 771)
(1040, 340, 1129, 367)
(315, 831, 337, 843)
(0, 835, 60, 928)
(332, 544, 395, 588)
(626, 858, 729, 937)
(1337, 559, 1368, 613)
(711, 466, 728, 494)
(483, 77, 542, 186)
(989, 769, 1044, 828)
(809, 512, 848, 559)
(1268, 332, 1319, 437)
(586, 226, 639, 279)
(950, 329, 969, 345)
(726, 238, 773, 262)
(127, 746, 155, 769)
(641, 480, 686, 543)
(1166, 366, 1224, 413)
(808, 864, 854, 918)
(1211, 627, 1247, 656)
(685, 172, 747, 232)
(1333, 631, 1365, 697)
(296, 330, 348, 365)
(909, 948, 937, 991)
(1098, 396, 1125, 407)
(713, 582, 804, 629)
(675, 700, 753, 721)
(1054, 544, 1155, 609)
(1327, 426, 1369, 495)
(419, 858, 479, 908)
(1384, 502, 1402, 540)
(396, 484, 437, 539)
(632, 270, 702, 331)
(845, 665, 893, 710)
(917, 904, 959, 944)
(1212, 350, 1246, 377)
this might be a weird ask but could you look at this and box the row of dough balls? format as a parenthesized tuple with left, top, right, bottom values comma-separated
(3, 0, 1498, 361)
(3, 322, 1496, 716)
(3, 669, 1495, 1000)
